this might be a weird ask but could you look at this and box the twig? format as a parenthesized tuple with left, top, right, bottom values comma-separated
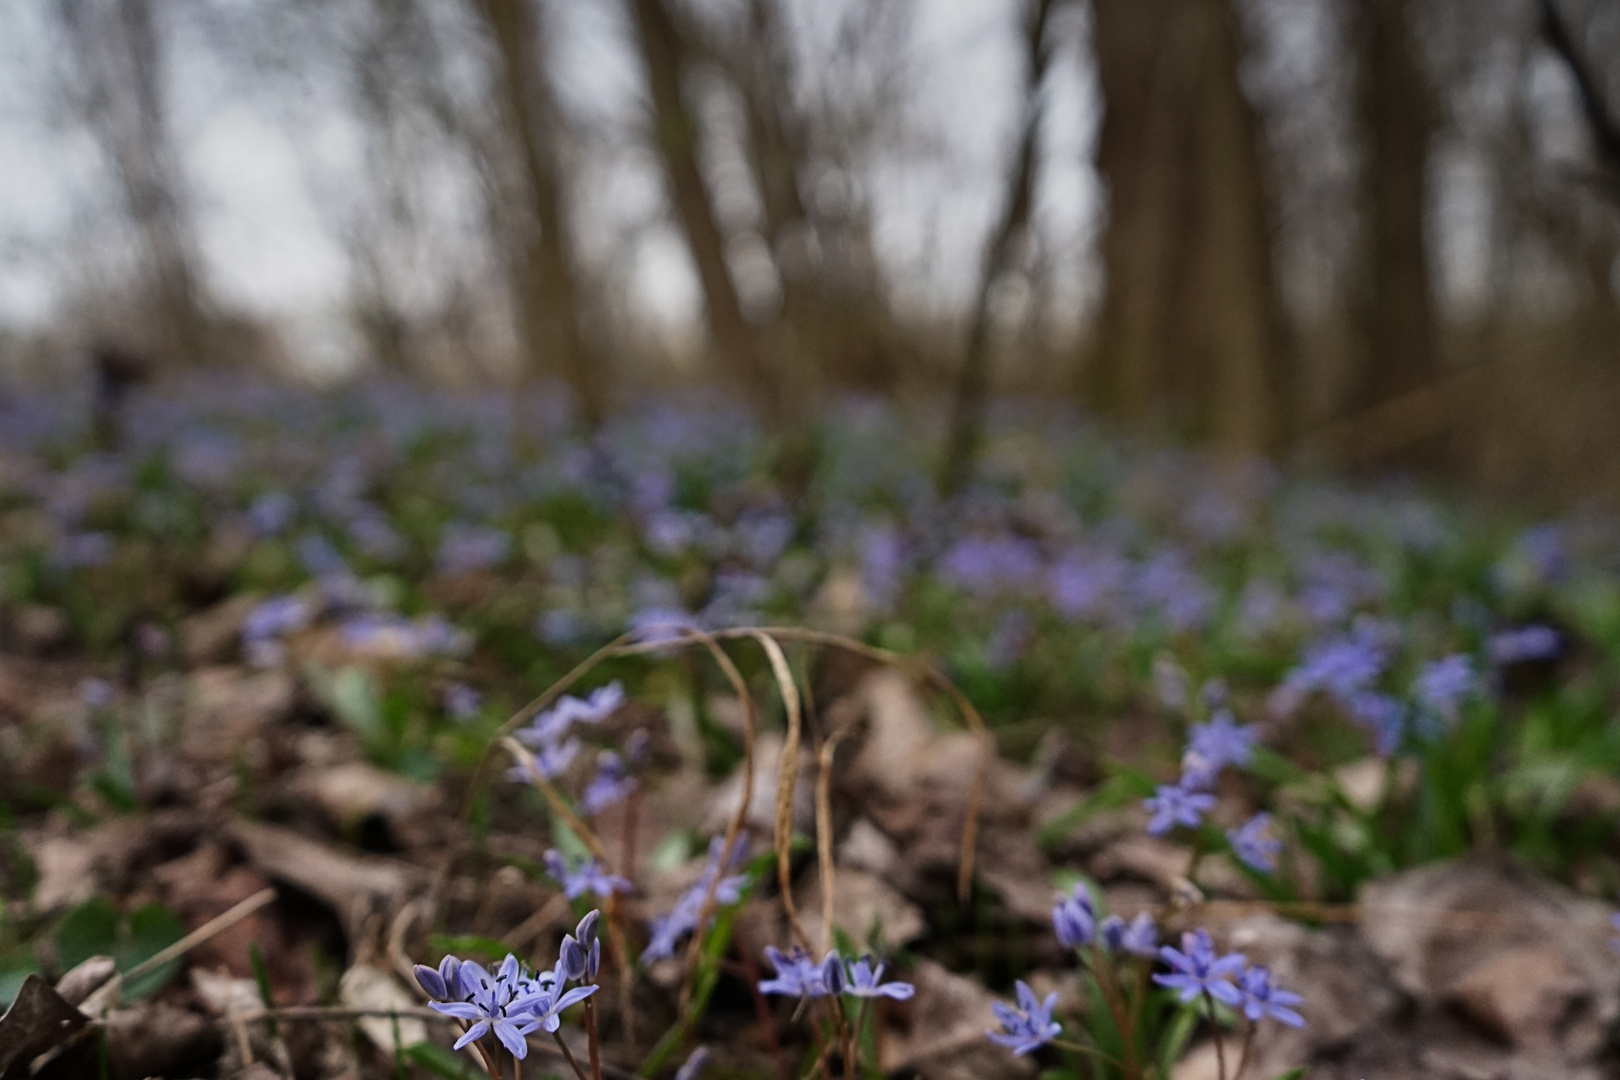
(551, 1031, 590, 1080)
(584, 996, 604, 1080)
(125, 886, 278, 984)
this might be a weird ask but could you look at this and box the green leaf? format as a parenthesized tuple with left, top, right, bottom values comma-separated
(1268, 1068, 1308, 1080)
(305, 664, 382, 744)
(428, 934, 512, 962)
(119, 903, 184, 1000)
(55, 898, 119, 974)
(403, 1041, 474, 1079)
(248, 942, 277, 1039)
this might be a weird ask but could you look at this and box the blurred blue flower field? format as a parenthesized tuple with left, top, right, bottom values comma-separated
(1, 378, 1619, 1080)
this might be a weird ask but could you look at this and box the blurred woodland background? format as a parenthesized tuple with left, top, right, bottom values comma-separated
(1, 0, 1619, 503)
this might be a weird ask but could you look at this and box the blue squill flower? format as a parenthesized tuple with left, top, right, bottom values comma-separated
(1412, 655, 1475, 718)
(543, 850, 631, 901)
(427, 955, 544, 1058)
(986, 980, 1061, 1056)
(1052, 883, 1096, 948)
(842, 956, 915, 999)
(1153, 929, 1244, 1006)
(1182, 709, 1256, 785)
(443, 682, 482, 721)
(1237, 965, 1305, 1027)
(1227, 813, 1282, 873)
(1144, 783, 1216, 836)
(1100, 912, 1158, 957)
(757, 947, 842, 998)
(641, 837, 751, 963)
(581, 751, 638, 814)
(1609, 912, 1619, 952)
(1487, 625, 1560, 666)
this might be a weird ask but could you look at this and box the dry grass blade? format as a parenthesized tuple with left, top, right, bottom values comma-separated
(710, 627, 991, 903)
(503, 737, 612, 865)
(670, 625, 758, 1020)
(746, 630, 813, 951)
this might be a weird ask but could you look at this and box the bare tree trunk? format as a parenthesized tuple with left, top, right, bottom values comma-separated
(474, 0, 606, 427)
(1182, 0, 1289, 453)
(1086, 0, 1284, 454)
(60, 0, 210, 366)
(940, 0, 1059, 494)
(627, 0, 781, 422)
(1348, 0, 1437, 427)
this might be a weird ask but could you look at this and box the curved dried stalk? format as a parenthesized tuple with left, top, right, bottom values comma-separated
(744, 629, 813, 952)
(705, 627, 991, 903)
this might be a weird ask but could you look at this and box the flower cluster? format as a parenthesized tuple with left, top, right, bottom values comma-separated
(987, 883, 1304, 1060)
(757, 947, 915, 1000)
(543, 850, 632, 900)
(641, 836, 751, 963)
(414, 911, 601, 1060)
(1143, 704, 1259, 840)
(512, 682, 626, 782)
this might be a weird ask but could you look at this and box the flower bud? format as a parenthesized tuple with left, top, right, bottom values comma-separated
(559, 935, 586, 981)
(576, 909, 601, 950)
(413, 964, 447, 1001)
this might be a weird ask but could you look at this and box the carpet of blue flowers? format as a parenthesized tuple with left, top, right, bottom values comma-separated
(1, 376, 1620, 1079)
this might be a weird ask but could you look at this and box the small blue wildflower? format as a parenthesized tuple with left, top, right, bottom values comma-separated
(757, 947, 843, 998)
(986, 980, 1062, 1056)
(1345, 691, 1406, 756)
(1227, 813, 1282, 874)
(674, 1046, 709, 1080)
(1412, 655, 1475, 717)
(627, 607, 702, 647)
(443, 682, 482, 721)
(1236, 965, 1305, 1027)
(1182, 708, 1256, 784)
(842, 956, 915, 999)
(581, 751, 638, 814)
(428, 953, 595, 1059)
(508, 738, 580, 784)
(543, 850, 632, 901)
(297, 533, 347, 578)
(1487, 625, 1561, 666)
(1144, 782, 1217, 836)
(641, 837, 751, 963)
(246, 491, 297, 536)
(242, 595, 311, 643)
(1153, 929, 1245, 1006)
(1100, 912, 1158, 957)
(436, 523, 511, 575)
(1052, 883, 1096, 949)
(516, 972, 599, 1036)
(79, 677, 115, 710)
(1610, 912, 1619, 952)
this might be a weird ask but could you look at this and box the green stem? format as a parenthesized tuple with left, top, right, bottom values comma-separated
(1204, 993, 1227, 1080)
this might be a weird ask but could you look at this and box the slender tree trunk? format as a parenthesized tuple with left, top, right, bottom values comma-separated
(475, 0, 606, 428)
(627, 0, 781, 422)
(61, 0, 210, 365)
(1348, 0, 1436, 421)
(941, 0, 1059, 494)
(1085, 0, 1284, 455)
